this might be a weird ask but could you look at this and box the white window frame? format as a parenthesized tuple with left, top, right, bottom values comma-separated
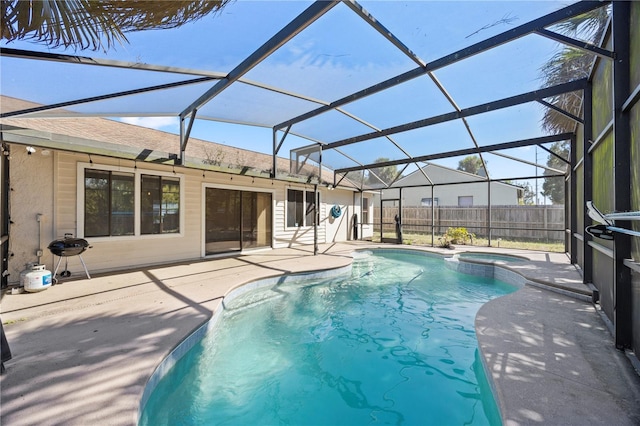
(458, 196, 473, 207)
(286, 188, 317, 228)
(77, 162, 185, 240)
(420, 197, 439, 207)
(362, 197, 370, 224)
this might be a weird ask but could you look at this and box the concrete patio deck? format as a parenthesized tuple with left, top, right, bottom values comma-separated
(1, 242, 639, 425)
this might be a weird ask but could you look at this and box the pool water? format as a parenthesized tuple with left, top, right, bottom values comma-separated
(458, 253, 526, 263)
(140, 250, 515, 425)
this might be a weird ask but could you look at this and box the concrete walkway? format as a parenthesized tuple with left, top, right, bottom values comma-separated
(1, 242, 639, 425)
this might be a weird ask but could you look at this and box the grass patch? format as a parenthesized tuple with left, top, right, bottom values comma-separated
(2, 318, 27, 325)
(373, 232, 564, 253)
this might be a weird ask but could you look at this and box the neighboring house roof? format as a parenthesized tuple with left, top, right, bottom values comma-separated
(391, 162, 521, 190)
(1, 96, 358, 189)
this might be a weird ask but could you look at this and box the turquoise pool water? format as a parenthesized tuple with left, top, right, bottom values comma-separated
(140, 250, 515, 425)
(458, 253, 526, 263)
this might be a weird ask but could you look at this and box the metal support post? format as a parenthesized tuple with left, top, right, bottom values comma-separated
(569, 134, 577, 263)
(612, 1, 632, 350)
(272, 128, 277, 179)
(487, 180, 492, 246)
(397, 188, 403, 244)
(583, 82, 594, 285)
(379, 190, 383, 243)
(313, 184, 318, 256)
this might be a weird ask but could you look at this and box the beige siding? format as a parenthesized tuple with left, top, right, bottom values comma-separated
(274, 185, 329, 248)
(382, 164, 520, 206)
(274, 192, 286, 246)
(8, 147, 55, 283)
(318, 203, 327, 243)
(66, 154, 202, 274)
(350, 192, 375, 240)
(7, 147, 355, 282)
(56, 153, 78, 236)
(324, 190, 354, 243)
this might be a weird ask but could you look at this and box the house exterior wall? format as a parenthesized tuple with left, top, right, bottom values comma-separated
(323, 190, 353, 243)
(71, 156, 201, 273)
(200, 182, 277, 255)
(351, 192, 375, 240)
(275, 184, 325, 248)
(7, 146, 56, 284)
(373, 164, 519, 207)
(6, 145, 365, 284)
(378, 181, 518, 207)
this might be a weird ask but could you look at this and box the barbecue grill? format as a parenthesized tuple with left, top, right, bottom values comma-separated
(48, 234, 92, 281)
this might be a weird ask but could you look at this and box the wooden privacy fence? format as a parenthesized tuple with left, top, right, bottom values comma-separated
(376, 205, 565, 242)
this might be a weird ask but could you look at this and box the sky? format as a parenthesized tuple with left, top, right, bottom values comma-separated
(0, 0, 588, 203)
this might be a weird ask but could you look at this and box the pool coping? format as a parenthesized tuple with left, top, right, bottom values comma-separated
(445, 254, 593, 301)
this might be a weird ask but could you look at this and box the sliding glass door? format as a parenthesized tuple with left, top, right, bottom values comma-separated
(242, 191, 272, 249)
(205, 188, 272, 255)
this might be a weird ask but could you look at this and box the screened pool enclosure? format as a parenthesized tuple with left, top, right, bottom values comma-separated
(1, 1, 639, 357)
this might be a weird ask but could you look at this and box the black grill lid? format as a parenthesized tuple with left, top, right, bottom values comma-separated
(48, 234, 91, 257)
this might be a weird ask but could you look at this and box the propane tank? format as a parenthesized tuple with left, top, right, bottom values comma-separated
(20, 264, 52, 292)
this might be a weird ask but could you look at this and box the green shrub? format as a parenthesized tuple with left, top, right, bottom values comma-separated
(445, 227, 475, 245)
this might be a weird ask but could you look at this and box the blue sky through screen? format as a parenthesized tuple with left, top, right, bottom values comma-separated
(0, 1, 582, 203)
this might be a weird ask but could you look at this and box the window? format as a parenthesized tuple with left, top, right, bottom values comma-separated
(362, 197, 369, 223)
(305, 190, 316, 226)
(141, 175, 180, 234)
(85, 170, 134, 237)
(458, 196, 473, 207)
(287, 189, 317, 227)
(421, 197, 439, 207)
(83, 167, 181, 238)
(287, 189, 303, 227)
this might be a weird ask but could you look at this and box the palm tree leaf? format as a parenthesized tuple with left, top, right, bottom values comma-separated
(1, 0, 230, 51)
(538, 6, 610, 133)
(550, 7, 610, 42)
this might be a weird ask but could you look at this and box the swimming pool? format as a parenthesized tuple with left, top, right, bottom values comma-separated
(457, 252, 527, 263)
(140, 250, 516, 425)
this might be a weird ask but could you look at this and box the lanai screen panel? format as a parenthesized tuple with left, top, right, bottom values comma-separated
(372, 120, 481, 158)
(195, 82, 323, 128)
(0, 0, 611, 184)
(431, 35, 566, 107)
(68, 1, 310, 72)
(358, 1, 566, 63)
(25, 80, 218, 118)
(0, 57, 218, 114)
(290, 109, 377, 143)
(243, 2, 418, 103)
(320, 149, 367, 172)
(341, 75, 458, 130)
(332, 136, 415, 167)
(463, 104, 552, 145)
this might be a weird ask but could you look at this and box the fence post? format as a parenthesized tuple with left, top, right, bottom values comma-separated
(431, 186, 435, 246)
(487, 180, 492, 246)
(544, 204, 548, 243)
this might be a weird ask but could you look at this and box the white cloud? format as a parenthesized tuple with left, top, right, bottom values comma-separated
(119, 117, 178, 130)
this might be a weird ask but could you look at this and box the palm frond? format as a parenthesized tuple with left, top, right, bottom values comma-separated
(1, 0, 230, 51)
(538, 6, 609, 136)
(550, 7, 610, 43)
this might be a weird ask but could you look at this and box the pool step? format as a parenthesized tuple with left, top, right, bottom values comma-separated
(445, 256, 593, 303)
